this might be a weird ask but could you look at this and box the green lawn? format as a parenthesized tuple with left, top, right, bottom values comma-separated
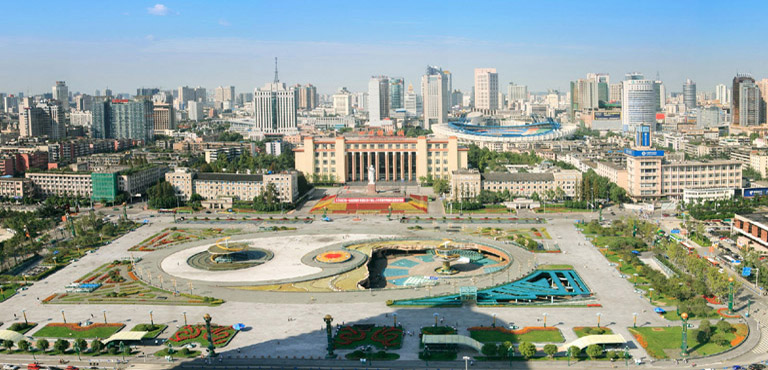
(130, 323, 167, 339)
(629, 324, 746, 359)
(573, 327, 614, 338)
(469, 327, 564, 343)
(6, 322, 38, 334)
(154, 348, 200, 358)
(537, 264, 573, 270)
(32, 323, 124, 338)
(0, 283, 21, 302)
(662, 309, 720, 321)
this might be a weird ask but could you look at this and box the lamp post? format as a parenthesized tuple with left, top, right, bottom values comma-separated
(183, 312, 187, 326)
(22, 309, 28, 325)
(463, 355, 471, 370)
(492, 313, 497, 327)
(433, 313, 439, 327)
(680, 312, 689, 357)
(543, 313, 548, 328)
(633, 273, 639, 287)
(149, 310, 154, 326)
(203, 313, 216, 357)
(392, 313, 397, 328)
(632, 312, 637, 329)
(648, 288, 654, 304)
(596, 312, 602, 328)
(102, 310, 107, 324)
(624, 346, 629, 367)
(60, 310, 66, 324)
(728, 276, 735, 314)
(323, 314, 336, 359)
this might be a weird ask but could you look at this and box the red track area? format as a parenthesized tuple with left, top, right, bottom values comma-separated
(310, 195, 428, 214)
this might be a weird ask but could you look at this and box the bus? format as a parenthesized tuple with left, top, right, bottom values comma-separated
(157, 209, 176, 214)
(722, 255, 741, 266)
(706, 257, 720, 266)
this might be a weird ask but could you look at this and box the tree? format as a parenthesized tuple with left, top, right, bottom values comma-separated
(147, 181, 177, 209)
(530, 192, 540, 201)
(481, 342, 498, 357)
(585, 344, 603, 359)
(36, 339, 49, 352)
(252, 183, 282, 212)
(74, 338, 87, 352)
(2, 340, 13, 352)
(715, 320, 734, 334)
(17, 340, 29, 353)
(543, 344, 558, 359)
(711, 332, 729, 346)
(697, 320, 712, 343)
(432, 178, 450, 196)
(499, 341, 513, 358)
(53, 339, 70, 354)
(90, 339, 104, 353)
(518, 341, 536, 359)
(568, 346, 581, 360)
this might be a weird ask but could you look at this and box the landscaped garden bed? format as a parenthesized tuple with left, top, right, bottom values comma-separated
(468, 326, 564, 343)
(573, 327, 613, 337)
(334, 325, 404, 350)
(130, 227, 242, 252)
(629, 322, 747, 359)
(32, 323, 124, 338)
(167, 324, 237, 348)
(130, 323, 168, 339)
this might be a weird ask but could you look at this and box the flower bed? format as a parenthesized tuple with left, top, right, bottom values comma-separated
(333, 325, 403, 349)
(42, 294, 57, 303)
(703, 295, 722, 305)
(167, 325, 237, 348)
(717, 307, 741, 318)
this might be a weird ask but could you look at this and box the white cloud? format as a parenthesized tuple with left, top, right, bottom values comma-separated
(145, 35, 156, 41)
(147, 4, 170, 16)
(218, 19, 230, 26)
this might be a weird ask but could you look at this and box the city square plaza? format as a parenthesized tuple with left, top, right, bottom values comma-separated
(0, 195, 765, 369)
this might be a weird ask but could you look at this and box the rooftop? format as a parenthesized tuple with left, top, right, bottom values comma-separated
(196, 172, 264, 182)
(482, 172, 554, 182)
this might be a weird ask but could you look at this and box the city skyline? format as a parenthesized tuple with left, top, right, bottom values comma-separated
(2, 0, 768, 95)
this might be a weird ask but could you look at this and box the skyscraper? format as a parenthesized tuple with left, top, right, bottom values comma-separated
(254, 62, 297, 134)
(652, 80, 665, 111)
(737, 79, 761, 126)
(389, 78, 404, 110)
(52, 81, 68, 108)
(473, 68, 498, 113)
(715, 84, 731, 106)
(683, 79, 697, 111)
(733, 74, 757, 126)
(20, 101, 65, 139)
(622, 75, 657, 132)
(368, 76, 390, 124)
(587, 73, 610, 105)
(421, 66, 449, 130)
(214, 86, 236, 110)
(91, 98, 154, 141)
(404, 84, 418, 117)
(507, 83, 528, 103)
(295, 84, 318, 111)
(332, 88, 353, 116)
(178, 86, 196, 109)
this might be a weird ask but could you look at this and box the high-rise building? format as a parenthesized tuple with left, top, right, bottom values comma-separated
(421, 66, 449, 130)
(443, 71, 453, 104)
(715, 84, 731, 106)
(3, 95, 18, 114)
(622, 74, 657, 132)
(214, 86, 236, 110)
(354, 92, 368, 112)
(188, 101, 203, 122)
(136, 88, 160, 97)
(404, 84, 418, 117)
(75, 94, 93, 111)
(757, 79, 768, 123)
(295, 84, 318, 111)
(368, 76, 390, 123)
(683, 79, 697, 111)
(52, 81, 68, 108)
(178, 86, 196, 109)
(451, 90, 463, 109)
(737, 79, 761, 126)
(473, 68, 498, 113)
(652, 80, 665, 111)
(570, 77, 599, 115)
(733, 74, 758, 126)
(609, 83, 623, 103)
(507, 83, 528, 103)
(194, 87, 206, 103)
(153, 102, 176, 132)
(587, 73, 610, 105)
(20, 101, 66, 139)
(104, 88, 112, 97)
(332, 88, 353, 116)
(389, 78, 405, 110)
(91, 98, 154, 141)
(253, 79, 297, 133)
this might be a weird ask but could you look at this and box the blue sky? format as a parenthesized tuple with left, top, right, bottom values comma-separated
(1, 0, 767, 96)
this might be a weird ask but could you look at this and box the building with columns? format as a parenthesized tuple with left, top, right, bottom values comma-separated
(294, 136, 468, 183)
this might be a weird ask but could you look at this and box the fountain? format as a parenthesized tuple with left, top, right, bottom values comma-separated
(433, 241, 460, 275)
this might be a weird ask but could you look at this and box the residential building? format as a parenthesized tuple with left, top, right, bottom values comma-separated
(296, 84, 318, 111)
(136, 88, 160, 97)
(448, 169, 581, 201)
(294, 136, 468, 183)
(733, 74, 760, 126)
(19, 101, 66, 139)
(332, 88, 353, 116)
(266, 141, 282, 156)
(733, 213, 768, 254)
(188, 101, 203, 122)
(716, 84, 731, 106)
(421, 66, 449, 130)
(165, 168, 298, 203)
(368, 76, 390, 123)
(91, 98, 154, 141)
(404, 84, 419, 116)
(474, 68, 499, 113)
(26, 171, 93, 198)
(507, 83, 528, 103)
(0, 178, 34, 198)
(596, 161, 628, 190)
(214, 86, 236, 111)
(152, 102, 176, 132)
(609, 83, 623, 103)
(204, 147, 243, 163)
(52, 81, 68, 107)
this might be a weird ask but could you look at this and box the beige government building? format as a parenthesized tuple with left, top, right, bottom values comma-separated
(165, 168, 298, 204)
(294, 136, 468, 183)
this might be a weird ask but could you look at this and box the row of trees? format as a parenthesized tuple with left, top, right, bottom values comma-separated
(479, 341, 609, 360)
(577, 170, 628, 205)
(1, 338, 130, 356)
(467, 145, 541, 172)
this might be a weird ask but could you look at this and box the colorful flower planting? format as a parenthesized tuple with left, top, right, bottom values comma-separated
(333, 325, 404, 349)
(130, 228, 241, 252)
(717, 307, 741, 318)
(33, 323, 124, 338)
(315, 250, 352, 263)
(168, 324, 237, 348)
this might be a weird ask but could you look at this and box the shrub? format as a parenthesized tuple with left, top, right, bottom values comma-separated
(586, 344, 603, 359)
(543, 344, 558, 358)
(481, 343, 498, 357)
(518, 342, 536, 359)
(715, 320, 734, 334)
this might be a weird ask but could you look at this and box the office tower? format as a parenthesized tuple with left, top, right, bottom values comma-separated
(104, 88, 113, 97)
(389, 78, 405, 110)
(683, 79, 696, 111)
(570, 77, 599, 115)
(194, 87, 207, 103)
(188, 101, 203, 121)
(622, 76, 657, 132)
(178, 86, 196, 109)
(52, 81, 68, 107)
(153, 102, 176, 131)
(733, 74, 757, 126)
(404, 84, 418, 117)
(332, 88, 353, 116)
(3, 95, 18, 114)
(253, 62, 297, 133)
(421, 66, 449, 130)
(19, 101, 65, 139)
(295, 84, 317, 110)
(368, 76, 390, 123)
(715, 84, 731, 106)
(451, 90, 463, 108)
(609, 83, 623, 103)
(91, 98, 154, 141)
(214, 86, 236, 110)
(652, 80, 665, 111)
(507, 83, 528, 103)
(136, 88, 160, 97)
(587, 73, 610, 105)
(74, 94, 93, 111)
(443, 70, 453, 105)
(736, 79, 761, 126)
(473, 68, 498, 112)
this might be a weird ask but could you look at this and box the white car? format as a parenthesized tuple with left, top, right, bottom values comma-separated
(3, 364, 20, 370)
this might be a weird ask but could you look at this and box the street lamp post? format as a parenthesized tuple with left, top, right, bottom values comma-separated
(492, 313, 497, 327)
(596, 312, 602, 328)
(728, 276, 735, 314)
(149, 310, 154, 326)
(543, 313, 548, 328)
(463, 355, 471, 370)
(102, 310, 107, 324)
(60, 310, 66, 324)
(183, 312, 187, 326)
(22, 309, 28, 325)
(633, 273, 639, 287)
(433, 313, 439, 327)
(680, 312, 689, 357)
(323, 314, 336, 359)
(392, 313, 397, 328)
(203, 313, 216, 357)
(648, 288, 655, 304)
(632, 312, 637, 329)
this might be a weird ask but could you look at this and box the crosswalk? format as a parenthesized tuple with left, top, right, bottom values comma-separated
(752, 312, 768, 354)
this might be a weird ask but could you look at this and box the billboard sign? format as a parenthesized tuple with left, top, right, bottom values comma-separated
(623, 149, 664, 157)
(594, 111, 621, 120)
(743, 187, 768, 198)
(334, 197, 406, 204)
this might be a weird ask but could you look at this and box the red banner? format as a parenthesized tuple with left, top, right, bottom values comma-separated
(334, 197, 405, 204)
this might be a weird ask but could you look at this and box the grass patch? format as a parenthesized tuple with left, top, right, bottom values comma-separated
(32, 323, 124, 339)
(629, 324, 746, 359)
(7, 322, 38, 334)
(345, 350, 400, 360)
(334, 325, 404, 350)
(469, 327, 564, 343)
(154, 347, 200, 358)
(130, 323, 167, 339)
(0, 283, 22, 302)
(537, 264, 573, 270)
(573, 326, 613, 338)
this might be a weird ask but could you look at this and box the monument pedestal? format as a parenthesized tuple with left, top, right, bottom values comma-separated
(367, 183, 377, 194)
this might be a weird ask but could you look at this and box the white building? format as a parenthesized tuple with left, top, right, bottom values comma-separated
(715, 84, 731, 106)
(266, 141, 282, 156)
(214, 86, 235, 110)
(622, 77, 657, 132)
(507, 83, 528, 104)
(70, 110, 93, 128)
(188, 101, 203, 122)
(52, 81, 68, 108)
(421, 66, 449, 130)
(368, 76, 389, 124)
(474, 68, 498, 113)
(332, 88, 353, 116)
(404, 84, 419, 117)
(253, 81, 297, 134)
(737, 80, 761, 126)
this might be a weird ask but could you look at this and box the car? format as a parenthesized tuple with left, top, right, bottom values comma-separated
(3, 365, 20, 370)
(749, 364, 767, 370)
